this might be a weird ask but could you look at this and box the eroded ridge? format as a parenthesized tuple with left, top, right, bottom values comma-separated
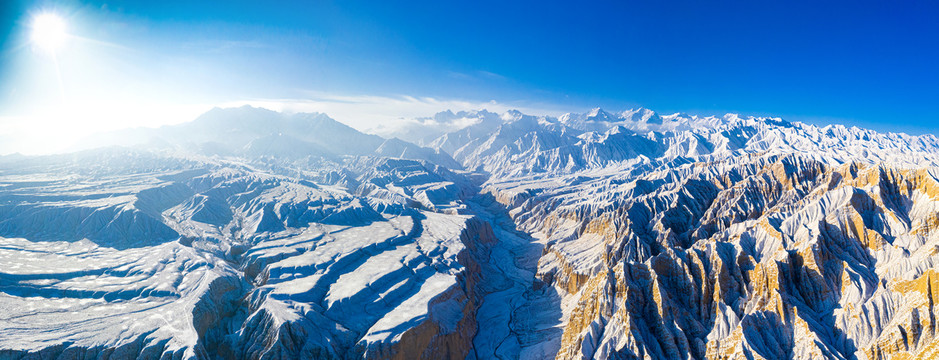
(6, 106, 939, 359)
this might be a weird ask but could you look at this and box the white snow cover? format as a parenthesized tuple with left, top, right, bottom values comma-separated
(0, 139, 490, 359)
(4, 105, 939, 359)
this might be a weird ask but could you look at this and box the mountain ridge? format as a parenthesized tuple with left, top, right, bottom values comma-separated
(3, 105, 939, 359)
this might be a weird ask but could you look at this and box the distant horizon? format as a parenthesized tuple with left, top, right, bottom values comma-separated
(1, 1, 937, 155)
(4, 101, 937, 157)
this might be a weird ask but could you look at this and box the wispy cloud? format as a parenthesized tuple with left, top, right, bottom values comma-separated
(445, 70, 507, 82)
(477, 70, 506, 80)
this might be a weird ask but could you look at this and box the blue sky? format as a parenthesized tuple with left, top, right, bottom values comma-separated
(1, 0, 938, 153)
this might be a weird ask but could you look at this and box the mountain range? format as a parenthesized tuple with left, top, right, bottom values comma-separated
(3, 105, 939, 359)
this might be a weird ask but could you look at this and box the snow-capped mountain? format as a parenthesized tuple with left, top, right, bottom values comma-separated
(370, 109, 504, 147)
(72, 106, 459, 168)
(3, 105, 939, 359)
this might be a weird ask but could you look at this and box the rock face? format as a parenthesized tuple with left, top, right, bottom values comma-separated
(4, 105, 939, 360)
(450, 109, 939, 360)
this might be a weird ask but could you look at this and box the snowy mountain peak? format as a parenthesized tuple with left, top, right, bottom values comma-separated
(585, 107, 613, 120)
(500, 109, 527, 122)
(6, 105, 939, 360)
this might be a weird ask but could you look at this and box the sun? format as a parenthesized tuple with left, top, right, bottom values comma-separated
(31, 13, 67, 52)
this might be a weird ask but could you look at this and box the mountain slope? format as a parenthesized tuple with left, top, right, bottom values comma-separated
(0, 149, 490, 359)
(443, 108, 939, 359)
(4, 106, 939, 360)
(72, 106, 458, 168)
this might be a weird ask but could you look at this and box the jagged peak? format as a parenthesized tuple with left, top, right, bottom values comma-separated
(423, 108, 500, 123)
(605, 125, 632, 135)
(620, 108, 661, 124)
(433, 109, 458, 120)
(502, 109, 525, 121)
(585, 107, 613, 119)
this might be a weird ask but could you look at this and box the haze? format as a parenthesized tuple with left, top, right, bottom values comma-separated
(0, 0, 937, 153)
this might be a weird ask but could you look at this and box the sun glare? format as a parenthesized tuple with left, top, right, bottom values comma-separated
(31, 13, 67, 52)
